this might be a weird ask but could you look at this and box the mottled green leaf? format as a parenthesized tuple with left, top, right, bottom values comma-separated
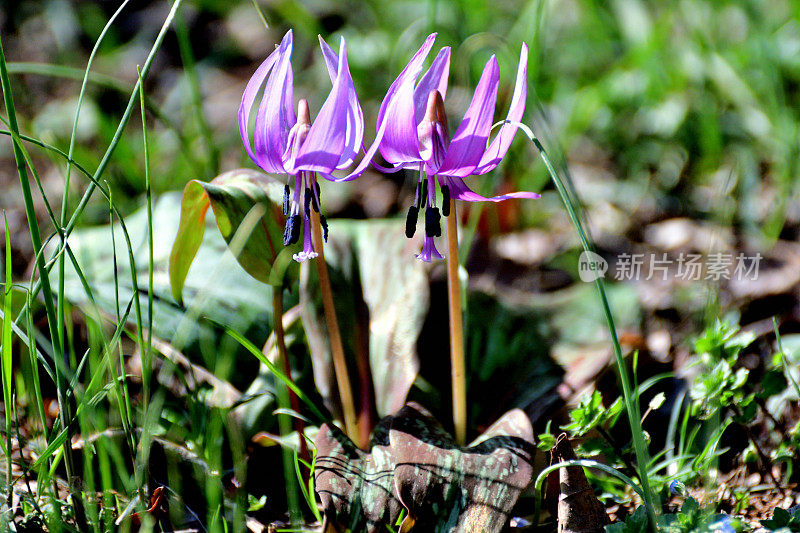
(49, 193, 283, 390)
(315, 417, 402, 532)
(169, 168, 288, 304)
(169, 180, 209, 305)
(315, 402, 537, 533)
(391, 403, 536, 532)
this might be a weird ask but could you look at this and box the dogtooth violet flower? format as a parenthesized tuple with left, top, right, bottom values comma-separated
(374, 34, 540, 261)
(239, 30, 368, 262)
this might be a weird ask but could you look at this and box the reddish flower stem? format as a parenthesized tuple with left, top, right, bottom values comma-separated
(273, 289, 309, 466)
(310, 208, 360, 446)
(445, 198, 467, 445)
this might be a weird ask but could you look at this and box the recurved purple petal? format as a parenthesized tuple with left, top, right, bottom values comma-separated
(320, 112, 391, 182)
(253, 30, 295, 174)
(325, 34, 438, 182)
(436, 56, 500, 177)
(377, 34, 438, 166)
(238, 45, 280, 167)
(474, 43, 529, 175)
(441, 176, 540, 202)
(377, 33, 437, 127)
(413, 47, 451, 124)
(318, 36, 364, 169)
(318, 35, 339, 80)
(289, 39, 350, 173)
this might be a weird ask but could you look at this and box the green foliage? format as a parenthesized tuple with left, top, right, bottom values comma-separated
(537, 420, 557, 451)
(606, 505, 650, 533)
(689, 320, 755, 418)
(761, 507, 800, 532)
(3, 0, 800, 529)
(607, 499, 748, 533)
(563, 389, 623, 438)
(169, 168, 290, 304)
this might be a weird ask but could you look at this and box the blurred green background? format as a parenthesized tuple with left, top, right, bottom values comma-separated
(2, 0, 800, 527)
(0, 0, 797, 397)
(2, 0, 797, 232)
(3, 0, 800, 414)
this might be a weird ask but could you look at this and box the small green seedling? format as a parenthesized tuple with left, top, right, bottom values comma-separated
(761, 506, 800, 532)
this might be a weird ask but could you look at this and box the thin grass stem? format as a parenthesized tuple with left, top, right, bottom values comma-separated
(445, 199, 467, 446)
(0, 0, 185, 365)
(222, 324, 328, 424)
(6, 61, 203, 177)
(107, 192, 137, 464)
(2, 215, 13, 506)
(309, 208, 359, 445)
(0, 32, 86, 528)
(521, 127, 660, 531)
(250, 0, 270, 31)
(56, 9, 132, 519)
(137, 66, 154, 417)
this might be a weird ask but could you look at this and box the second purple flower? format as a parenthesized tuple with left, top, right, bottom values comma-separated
(375, 34, 540, 261)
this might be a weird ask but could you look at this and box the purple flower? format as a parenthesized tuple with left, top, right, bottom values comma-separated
(375, 34, 540, 261)
(239, 30, 364, 261)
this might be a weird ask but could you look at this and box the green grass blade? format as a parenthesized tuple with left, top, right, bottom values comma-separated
(250, 0, 270, 30)
(137, 66, 154, 415)
(5, 62, 205, 178)
(29, 298, 134, 472)
(107, 191, 137, 470)
(0, 130, 147, 355)
(2, 214, 13, 505)
(60, 0, 184, 237)
(665, 390, 687, 467)
(0, 29, 83, 526)
(5, 63, 128, 92)
(220, 323, 328, 424)
(0, 0, 186, 341)
(57, 12, 133, 508)
(517, 122, 660, 530)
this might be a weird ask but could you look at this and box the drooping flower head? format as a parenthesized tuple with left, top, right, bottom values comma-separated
(239, 30, 363, 261)
(375, 34, 540, 261)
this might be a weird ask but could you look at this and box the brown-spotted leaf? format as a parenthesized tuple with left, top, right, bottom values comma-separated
(315, 418, 403, 532)
(169, 169, 287, 304)
(315, 402, 536, 532)
(390, 402, 536, 533)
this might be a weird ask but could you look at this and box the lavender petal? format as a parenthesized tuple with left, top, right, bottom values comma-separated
(441, 176, 540, 202)
(253, 30, 295, 174)
(474, 43, 529, 175)
(413, 47, 451, 124)
(436, 56, 500, 177)
(289, 39, 351, 174)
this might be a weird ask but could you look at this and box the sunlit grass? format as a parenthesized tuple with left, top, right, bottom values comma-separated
(0, 0, 798, 530)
